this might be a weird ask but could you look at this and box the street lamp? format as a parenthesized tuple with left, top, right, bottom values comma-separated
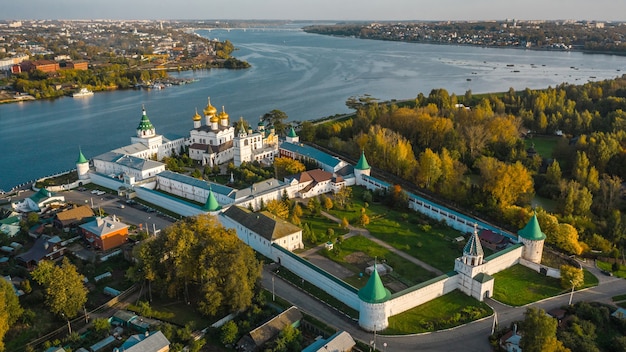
(383, 342, 387, 352)
(568, 279, 575, 305)
(272, 270, 279, 302)
(61, 313, 72, 335)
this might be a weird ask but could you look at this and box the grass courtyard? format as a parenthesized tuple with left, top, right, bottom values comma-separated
(318, 235, 438, 290)
(327, 186, 469, 272)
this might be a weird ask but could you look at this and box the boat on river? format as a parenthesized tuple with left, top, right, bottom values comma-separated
(72, 88, 94, 97)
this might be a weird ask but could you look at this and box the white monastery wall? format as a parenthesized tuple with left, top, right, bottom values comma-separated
(386, 274, 460, 317)
(519, 258, 561, 278)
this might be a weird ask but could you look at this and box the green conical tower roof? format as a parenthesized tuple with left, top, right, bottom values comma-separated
(202, 188, 221, 212)
(518, 213, 546, 241)
(287, 126, 298, 138)
(76, 147, 88, 164)
(464, 224, 484, 257)
(355, 151, 370, 170)
(358, 264, 391, 304)
(137, 106, 154, 131)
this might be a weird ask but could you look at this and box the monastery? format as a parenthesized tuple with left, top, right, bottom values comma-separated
(71, 99, 552, 333)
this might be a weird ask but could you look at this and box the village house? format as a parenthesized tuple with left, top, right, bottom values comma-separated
(53, 205, 95, 230)
(15, 235, 65, 270)
(79, 215, 129, 251)
(237, 306, 302, 351)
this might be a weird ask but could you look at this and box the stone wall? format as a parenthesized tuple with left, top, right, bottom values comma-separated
(386, 273, 460, 317)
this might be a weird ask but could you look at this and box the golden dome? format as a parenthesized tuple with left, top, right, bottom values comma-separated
(193, 108, 202, 121)
(210, 114, 219, 123)
(219, 106, 229, 120)
(203, 97, 217, 116)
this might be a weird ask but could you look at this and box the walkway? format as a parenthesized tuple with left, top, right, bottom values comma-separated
(315, 210, 444, 276)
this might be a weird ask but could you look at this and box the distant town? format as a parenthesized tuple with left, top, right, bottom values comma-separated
(303, 19, 626, 53)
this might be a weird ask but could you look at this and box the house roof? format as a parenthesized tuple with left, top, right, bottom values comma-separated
(158, 170, 235, 197)
(112, 310, 137, 322)
(121, 331, 170, 352)
(302, 331, 356, 352)
(93, 151, 164, 172)
(307, 169, 333, 183)
(478, 229, 508, 244)
(248, 306, 302, 347)
(358, 264, 391, 303)
(280, 142, 342, 169)
(223, 206, 301, 241)
(517, 213, 546, 241)
(231, 178, 286, 201)
(55, 205, 95, 225)
(79, 215, 129, 238)
(15, 235, 63, 264)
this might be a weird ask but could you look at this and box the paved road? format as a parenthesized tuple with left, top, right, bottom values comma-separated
(262, 259, 626, 352)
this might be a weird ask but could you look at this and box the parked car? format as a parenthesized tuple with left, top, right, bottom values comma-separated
(601, 270, 613, 276)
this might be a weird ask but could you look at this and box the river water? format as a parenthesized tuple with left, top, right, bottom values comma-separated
(1, 25, 625, 191)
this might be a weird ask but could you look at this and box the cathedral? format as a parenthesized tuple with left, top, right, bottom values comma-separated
(188, 98, 236, 167)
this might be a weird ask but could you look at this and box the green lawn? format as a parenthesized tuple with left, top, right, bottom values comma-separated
(493, 264, 564, 306)
(525, 135, 563, 159)
(597, 260, 626, 278)
(328, 187, 464, 272)
(384, 290, 492, 335)
(320, 235, 438, 289)
(300, 212, 349, 245)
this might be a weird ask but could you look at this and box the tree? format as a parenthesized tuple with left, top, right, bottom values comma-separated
(520, 308, 570, 352)
(475, 157, 534, 208)
(274, 157, 305, 180)
(341, 217, 349, 229)
(93, 318, 111, 338)
(266, 199, 290, 219)
(359, 212, 370, 227)
(31, 258, 87, 319)
(262, 109, 288, 136)
(135, 215, 261, 316)
(220, 320, 239, 345)
(0, 279, 23, 352)
(323, 197, 334, 211)
(560, 265, 584, 290)
(334, 186, 352, 209)
(416, 148, 442, 190)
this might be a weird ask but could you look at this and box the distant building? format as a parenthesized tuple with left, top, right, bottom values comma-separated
(19, 60, 59, 73)
(302, 331, 356, 352)
(12, 188, 65, 213)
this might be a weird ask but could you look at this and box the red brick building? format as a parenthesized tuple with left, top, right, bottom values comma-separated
(20, 60, 59, 73)
(79, 215, 129, 251)
(63, 60, 88, 70)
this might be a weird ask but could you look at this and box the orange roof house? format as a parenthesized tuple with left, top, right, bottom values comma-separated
(54, 205, 95, 229)
(79, 215, 129, 251)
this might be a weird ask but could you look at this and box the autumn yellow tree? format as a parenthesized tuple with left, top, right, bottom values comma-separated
(274, 157, 305, 180)
(266, 199, 290, 219)
(560, 265, 584, 289)
(415, 148, 442, 191)
(475, 157, 534, 208)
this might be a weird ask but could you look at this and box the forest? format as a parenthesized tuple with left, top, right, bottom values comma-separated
(300, 75, 626, 259)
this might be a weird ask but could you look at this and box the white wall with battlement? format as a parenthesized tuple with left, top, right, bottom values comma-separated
(386, 273, 460, 317)
(519, 258, 561, 278)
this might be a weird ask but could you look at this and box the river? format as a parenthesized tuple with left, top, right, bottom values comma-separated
(1, 24, 625, 191)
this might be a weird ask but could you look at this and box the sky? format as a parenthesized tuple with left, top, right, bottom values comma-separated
(2, 0, 625, 21)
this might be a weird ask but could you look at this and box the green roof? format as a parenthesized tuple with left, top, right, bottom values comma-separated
(355, 151, 370, 170)
(287, 126, 298, 138)
(137, 108, 154, 131)
(202, 189, 221, 212)
(358, 265, 390, 304)
(517, 213, 546, 241)
(76, 148, 88, 164)
(473, 272, 493, 283)
(464, 228, 484, 257)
